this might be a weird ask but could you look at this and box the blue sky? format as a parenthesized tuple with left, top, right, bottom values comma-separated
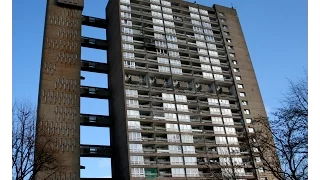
(12, 0, 307, 178)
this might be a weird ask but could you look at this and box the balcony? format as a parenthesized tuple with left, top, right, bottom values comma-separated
(80, 144, 112, 158)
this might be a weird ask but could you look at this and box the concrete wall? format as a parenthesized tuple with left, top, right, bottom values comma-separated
(36, 0, 83, 179)
(106, 0, 130, 179)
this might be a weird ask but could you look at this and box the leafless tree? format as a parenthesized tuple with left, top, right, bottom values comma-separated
(249, 75, 308, 180)
(12, 100, 66, 180)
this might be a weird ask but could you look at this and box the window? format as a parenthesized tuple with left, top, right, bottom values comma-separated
(166, 35, 177, 42)
(246, 118, 252, 124)
(189, 6, 198, 13)
(152, 18, 163, 25)
(239, 92, 246, 97)
(161, 0, 171, 6)
(202, 22, 211, 28)
(201, 16, 210, 22)
(122, 27, 133, 34)
(129, 132, 142, 141)
(168, 43, 178, 50)
(172, 168, 185, 177)
(129, 144, 143, 152)
(195, 34, 205, 40)
(232, 157, 243, 165)
(224, 31, 230, 36)
(198, 48, 208, 55)
(157, 57, 169, 64)
(199, 9, 208, 15)
(164, 20, 174, 27)
(151, 4, 161, 10)
(168, 51, 179, 57)
(153, 25, 164, 32)
(170, 156, 183, 165)
(162, 93, 174, 101)
(123, 43, 134, 51)
(131, 168, 145, 177)
(219, 158, 231, 166)
(232, 60, 238, 64)
(242, 101, 248, 105)
(229, 147, 241, 155)
(229, 53, 236, 57)
(207, 43, 217, 50)
(162, 7, 172, 13)
(170, 59, 181, 66)
(223, 118, 234, 125)
(226, 38, 232, 43)
(184, 157, 197, 165)
(210, 107, 220, 115)
(190, 13, 200, 19)
(196, 41, 206, 47)
(120, 5, 131, 11)
(214, 127, 225, 134)
(167, 134, 180, 142)
(191, 20, 201, 26)
(127, 110, 140, 118)
(208, 98, 218, 105)
(163, 103, 175, 110)
(217, 147, 229, 155)
(121, 19, 132, 26)
(163, 13, 173, 20)
(212, 117, 223, 124)
(204, 29, 213, 35)
(237, 84, 244, 89)
(181, 135, 194, 143)
(178, 114, 190, 122)
(216, 136, 227, 144)
(221, 108, 232, 115)
(214, 74, 224, 81)
(176, 104, 188, 112)
(227, 45, 233, 50)
(203, 72, 213, 79)
(209, 50, 218, 57)
(218, 12, 224, 16)
(128, 121, 141, 129)
(165, 27, 176, 34)
(227, 137, 239, 145)
(206, 36, 215, 42)
(186, 168, 199, 177)
(155, 40, 166, 47)
(121, 12, 131, 18)
(169, 145, 182, 153)
(211, 58, 220, 64)
(201, 64, 211, 71)
(248, 128, 255, 133)
(151, 11, 162, 18)
(234, 168, 245, 176)
(223, 25, 228, 30)
(130, 156, 144, 165)
(219, 99, 230, 106)
(244, 109, 250, 114)
(235, 76, 241, 80)
(175, 95, 187, 102)
(126, 99, 139, 107)
(179, 124, 191, 132)
(122, 35, 133, 42)
(225, 127, 236, 135)
(221, 18, 226, 23)
(193, 26, 203, 33)
(183, 146, 195, 154)
(123, 52, 135, 59)
(199, 56, 210, 63)
(154, 33, 165, 40)
(159, 66, 170, 73)
(165, 113, 177, 121)
(233, 68, 240, 72)
(126, 89, 138, 97)
(120, 0, 130, 4)
(150, 0, 160, 4)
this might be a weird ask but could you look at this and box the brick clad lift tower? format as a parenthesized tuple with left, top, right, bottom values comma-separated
(37, 0, 277, 179)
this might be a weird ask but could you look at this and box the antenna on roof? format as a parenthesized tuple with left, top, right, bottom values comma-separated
(231, 3, 234, 9)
